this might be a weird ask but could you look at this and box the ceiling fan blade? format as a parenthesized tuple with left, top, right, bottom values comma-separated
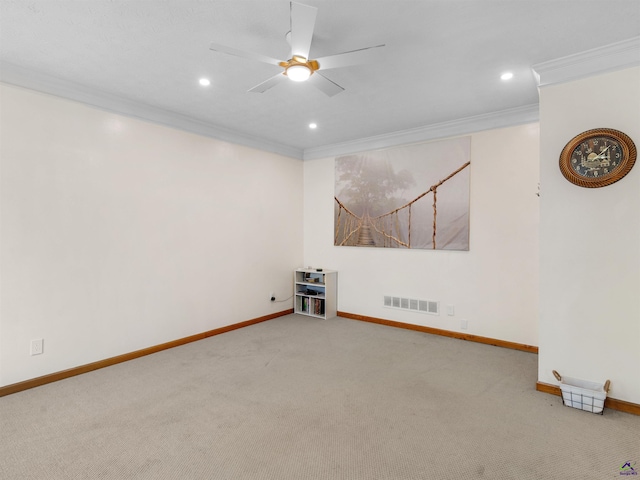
(308, 73, 345, 97)
(210, 42, 282, 67)
(314, 44, 386, 70)
(247, 72, 287, 93)
(290, 2, 317, 59)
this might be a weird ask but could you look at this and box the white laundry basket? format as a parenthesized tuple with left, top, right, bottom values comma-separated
(553, 370, 610, 414)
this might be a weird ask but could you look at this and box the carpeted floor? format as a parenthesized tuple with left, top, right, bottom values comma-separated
(1, 314, 638, 479)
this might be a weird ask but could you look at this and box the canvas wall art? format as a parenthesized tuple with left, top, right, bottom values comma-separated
(334, 136, 471, 250)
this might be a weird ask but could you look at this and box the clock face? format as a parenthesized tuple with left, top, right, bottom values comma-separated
(569, 136, 623, 179)
(559, 128, 637, 188)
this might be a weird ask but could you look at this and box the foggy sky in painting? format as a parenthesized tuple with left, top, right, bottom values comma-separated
(334, 137, 470, 250)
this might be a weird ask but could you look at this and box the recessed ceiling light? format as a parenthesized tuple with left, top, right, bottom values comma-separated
(309, 123, 317, 129)
(500, 72, 514, 81)
(199, 78, 211, 86)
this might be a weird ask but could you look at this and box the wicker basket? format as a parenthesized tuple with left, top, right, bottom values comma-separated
(553, 370, 610, 415)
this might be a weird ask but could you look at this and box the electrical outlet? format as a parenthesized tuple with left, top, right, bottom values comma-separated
(447, 304, 455, 316)
(30, 338, 44, 356)
(460, 319, 468, 330)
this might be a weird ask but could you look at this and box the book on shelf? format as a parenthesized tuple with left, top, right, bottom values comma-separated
(313, 298, 324, 315)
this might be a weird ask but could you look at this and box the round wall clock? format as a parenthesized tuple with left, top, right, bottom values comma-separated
(559, 128, 637, 188)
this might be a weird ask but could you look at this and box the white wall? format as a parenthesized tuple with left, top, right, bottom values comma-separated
(0, 84, 303, 386)
(303, 124, 540, 347)
(538, 67, 640, 403)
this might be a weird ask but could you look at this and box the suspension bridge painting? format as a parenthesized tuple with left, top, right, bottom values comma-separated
(334, 136, 471, 250)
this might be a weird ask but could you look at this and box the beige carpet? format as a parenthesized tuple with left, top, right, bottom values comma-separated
(1, 314, 638, 479)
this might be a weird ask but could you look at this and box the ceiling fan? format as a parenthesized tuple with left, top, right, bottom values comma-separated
(209, 1, 385, 97)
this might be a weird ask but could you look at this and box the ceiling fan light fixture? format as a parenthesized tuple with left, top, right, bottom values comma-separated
(286, 64, 311, 82)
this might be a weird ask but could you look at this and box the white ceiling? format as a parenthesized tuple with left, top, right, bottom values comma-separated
(1, 1, 639, 159)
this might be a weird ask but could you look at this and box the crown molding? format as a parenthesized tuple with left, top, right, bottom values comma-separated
(4, 39, 637, 162)
(1, 62, 538, 161)
(302, 104, 539, 160)
(532, 36, 640, 87)
(0, 63, 303, 160)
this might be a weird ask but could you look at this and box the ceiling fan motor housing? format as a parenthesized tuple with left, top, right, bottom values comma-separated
(281, 56, 319, 81)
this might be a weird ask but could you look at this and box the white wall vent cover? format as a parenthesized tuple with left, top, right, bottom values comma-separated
(384, 296, 439, 315)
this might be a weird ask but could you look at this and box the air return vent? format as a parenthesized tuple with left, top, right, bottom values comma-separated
(384, 296, 439, 315)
